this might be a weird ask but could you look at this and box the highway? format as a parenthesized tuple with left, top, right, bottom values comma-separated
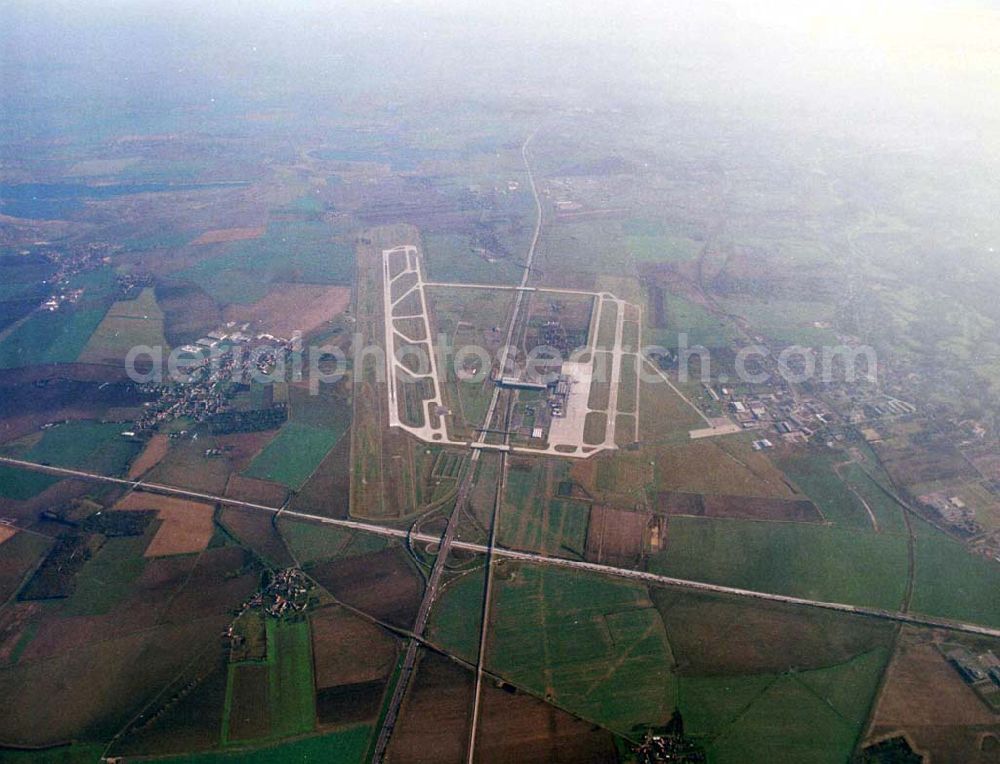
(463, 129, 544, 763)
(371, 129, 545, 762)
(4, 454, 1000, 644)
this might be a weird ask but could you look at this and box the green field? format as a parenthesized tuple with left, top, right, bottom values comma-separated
(536, 221, 633, 283)
(839, 464, 909, 536)
(170, 726, 371, 764)
(222, 618, 316, 745)
(0, 268, 117, 369)
(426, 565, 486, 663)
(716, 297, 839, 347)
(626, 233, 702, 263)
(498, 489, 590, 560)
(78, 287, 169, 362)
(649, 518, 909, 610)
(180, 222, 355, 305)
(243, 422, 339, 489)
(646, 294, 736, 350)
(278, 519, 389, 565)
(0, 464, 60, 500)
(910, 519, 1000, 628)
(0, 743, 108, 764)
(486, 563, 676, 733)
(679, 648, 888, 763)
(267, 619, 316, 738)
(423, 232, 521, 286)
(776, 453, 874, 530)
(0, 421, 141, 499)
(64, 529, 154, 616)
(287, 384, 352, 438)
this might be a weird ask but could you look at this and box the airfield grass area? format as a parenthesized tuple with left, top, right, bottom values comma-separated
(638, 362, 706, 442)
(625, 230, 702, 264)
(425, 285, 516, 437)
(422, 232, 521, 286)
(645, 293, 736, 350)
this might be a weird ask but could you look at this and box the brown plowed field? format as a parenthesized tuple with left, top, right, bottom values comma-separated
(388, 651, 473, 764)
(585, 505, 648, 567)
(311, 607, 399, 689)
(192, 226, 266, 245)
(224, 474, 288, 508)
(654, 491, 822, 522)
(223, 283, 351, 337)
(128, 434, 170, 479)
(220, 506, 294, 567)
(652, 588, 893, 676)
(307, 547, 423, 630)
(476, 680, 619, 763)
(113, 492, 215, 557)
(867, 629, 998, 763)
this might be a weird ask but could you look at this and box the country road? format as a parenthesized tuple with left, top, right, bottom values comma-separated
(3, 454, 1000, 644)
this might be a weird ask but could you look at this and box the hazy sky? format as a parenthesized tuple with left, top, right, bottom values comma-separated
(3, 1, 998, 146)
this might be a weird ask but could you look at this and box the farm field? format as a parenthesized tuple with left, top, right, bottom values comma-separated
(0, 268, 117, 369)
(775, 451, 876, 530)
(498, 460, 590, 559)
(164, 726, 372, 763)
(838, 463, 910, 536)
(865, 627, 1000, 763)
(0, 420, 141, 498)
(909, 520, 1000, 628)
(223, 618, 316, 744)
(387, 649, 474, 763)
(426, 564, 486, 663)
(113, 492, 215, 557)
(77, 287, 168, 364)
(223, 283, 351, 338)
(485, 563, 676, 733)
(678, 648, 889, 763)
(310, 605, 399, 728)
(179, 222, 355, 305)
(128, 432, 170, 479)
(649, 517, 910, 610)
(278, 518, 389, 565)
(307, 545, 426, 631)
(243, 422, 340, 490)
(144, 433, 233, 495)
